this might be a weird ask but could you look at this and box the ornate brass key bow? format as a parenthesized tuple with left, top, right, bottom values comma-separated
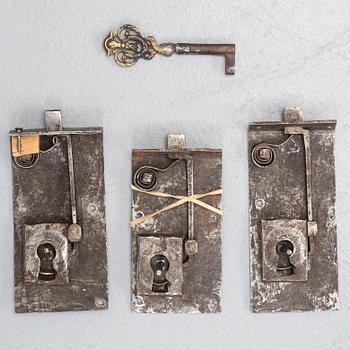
(104, 24, 235, 74)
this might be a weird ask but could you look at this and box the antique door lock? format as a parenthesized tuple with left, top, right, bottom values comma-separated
(104, 24, 235, 74)
(249, 107, 338, 312)
(10, 110, 108, 312)
(131, 135, 223, 313)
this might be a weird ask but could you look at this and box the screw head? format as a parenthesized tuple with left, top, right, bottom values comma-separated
(252, 144, 275, 167)
(134, 167, 157, 190)
(255, 198, 265, 209)
(141, 172, 154, 184)
(95, 298, 106, 308)
(259, 148, 272, 160)
(87, 204, 97, 213)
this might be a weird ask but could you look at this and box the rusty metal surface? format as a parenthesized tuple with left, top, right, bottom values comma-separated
(104, 24, 235, 74)
(249, 108, 338, 312)
(137, 236, 183, 296)
(131, 141, 222, 313)
(261, 219, 308, 282)
(24, 223, 69, 285)
(11, 114, 108, 313)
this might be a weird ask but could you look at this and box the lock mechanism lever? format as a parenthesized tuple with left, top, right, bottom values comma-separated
(167, 135, 198, 256)
(133, 135, 199, 257)
(283, 107, 317, 236)
(44, 111, 82, 242)
(66, 134, 82, 243)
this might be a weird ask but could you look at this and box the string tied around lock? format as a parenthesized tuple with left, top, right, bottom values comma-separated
(130, 185, 223, 227)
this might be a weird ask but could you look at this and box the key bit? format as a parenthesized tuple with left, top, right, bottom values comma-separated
(104, 24, 235, 75)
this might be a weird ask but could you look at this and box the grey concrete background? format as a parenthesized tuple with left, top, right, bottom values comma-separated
(0, 0, 350, 349)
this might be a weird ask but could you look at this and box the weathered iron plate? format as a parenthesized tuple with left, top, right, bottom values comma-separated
(11, 122, 108, 313)
(131, 148, 222, 313)
(24, 223, 69, 284)
(249, 112, 338, 312)
(137, 236, 183, 296)
(261, 219, 308, 282)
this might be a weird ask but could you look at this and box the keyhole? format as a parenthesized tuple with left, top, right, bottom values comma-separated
(150, 254, 170, 293)
(37, 243, 57, 281)
(276, 240, 295, 276)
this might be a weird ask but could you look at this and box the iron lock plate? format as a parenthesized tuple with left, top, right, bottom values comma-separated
(131, 135, 222, 313)
(137, 236, 183, 296)
(10, 111, 108, 313)
(24, 223, 69, 284)
(261, 219, 308, 282)
(249, 107, 338, 312)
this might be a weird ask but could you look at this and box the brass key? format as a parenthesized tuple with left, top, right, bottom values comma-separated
(104, 24, 235, 75)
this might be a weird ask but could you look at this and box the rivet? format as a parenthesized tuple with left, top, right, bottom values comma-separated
(255, 198, 265, 209)
(95, 298, 106, 308)
(88, 204, 97, 213)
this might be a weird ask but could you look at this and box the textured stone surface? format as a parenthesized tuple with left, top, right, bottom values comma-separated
(0, 0, 350, 349)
